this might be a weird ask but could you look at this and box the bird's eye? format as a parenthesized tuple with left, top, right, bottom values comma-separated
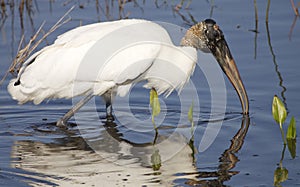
(204, 28, 215, 41)
(213, 30, 219, 37)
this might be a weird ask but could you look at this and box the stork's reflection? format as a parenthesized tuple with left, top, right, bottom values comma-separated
(10, 115, 250, 186)
(187, 115, 250, 186)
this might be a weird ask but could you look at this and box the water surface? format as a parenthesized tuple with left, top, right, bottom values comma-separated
(1, 0, 300, 186)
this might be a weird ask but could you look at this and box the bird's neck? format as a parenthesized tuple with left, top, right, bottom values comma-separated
(180, 30, 196, 48)
(180, 23, 207, 51)
(180, 22, 209, 52)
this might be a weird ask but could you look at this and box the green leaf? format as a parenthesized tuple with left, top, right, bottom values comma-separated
(286, 117, 297, 158)
(188, 102, 194, 124)
(274, 166, 288, 187)
(150, 89, 160, 123)
(286, 116, 296, 139)
(272, 95, 287, 126)
(287, 138, 296, 159)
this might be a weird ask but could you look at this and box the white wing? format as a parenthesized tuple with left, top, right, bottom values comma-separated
(144, 46, 197, 96)
(8, 19, 196, 104)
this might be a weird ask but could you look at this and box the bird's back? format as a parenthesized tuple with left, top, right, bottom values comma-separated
(8, 19, 197, 104)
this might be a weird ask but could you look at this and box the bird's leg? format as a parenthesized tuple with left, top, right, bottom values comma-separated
(56, 92, 94, 127)
(106, 101, 114, 121)
(103, 90, 115, 121)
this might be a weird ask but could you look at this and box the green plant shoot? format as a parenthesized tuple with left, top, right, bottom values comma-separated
(150, 89, 161, 125)
(286, 116, 297, 159)
(287, 116, 296, 139)
(272, 95, 287, 145)
(188, 102, 194, 134)
(188, 102, 194, 124)
(272, 95, 287, 127)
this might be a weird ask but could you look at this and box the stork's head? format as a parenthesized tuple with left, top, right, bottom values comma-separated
(181, 19, 249, 114)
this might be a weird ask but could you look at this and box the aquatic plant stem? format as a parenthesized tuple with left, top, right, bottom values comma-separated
(279, 124, 287, 145)
(153, 128, 159, 145)
(280, 144, 286, 166)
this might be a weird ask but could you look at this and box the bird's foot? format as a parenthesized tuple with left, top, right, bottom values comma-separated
(56, 118, 68, 129)
(106, 114, 115, 122)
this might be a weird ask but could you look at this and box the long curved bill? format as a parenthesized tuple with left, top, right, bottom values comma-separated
(212, 38, 249, 114)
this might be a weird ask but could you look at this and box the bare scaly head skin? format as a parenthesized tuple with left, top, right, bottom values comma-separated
(181, 19, 249, 114)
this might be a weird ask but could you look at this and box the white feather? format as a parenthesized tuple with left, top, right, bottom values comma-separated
(8, 19, 197, 104)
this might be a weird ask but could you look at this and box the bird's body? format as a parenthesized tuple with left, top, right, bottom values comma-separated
(9, 19, 196, 104)
(8, 19, 249, 126)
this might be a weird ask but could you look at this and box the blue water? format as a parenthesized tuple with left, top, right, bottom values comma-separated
(1, 0, 300, 186)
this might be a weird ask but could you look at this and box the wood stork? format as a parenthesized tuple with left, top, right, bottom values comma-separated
(8, 19, 249, 127)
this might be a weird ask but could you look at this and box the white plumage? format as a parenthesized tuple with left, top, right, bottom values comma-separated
(8, 18, 249, 126)
(8, 19, 196, 105)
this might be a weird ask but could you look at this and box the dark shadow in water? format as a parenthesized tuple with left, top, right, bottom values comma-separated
(249, 0, 288, 111)
(265, 21, 288, 112)
(184, 115, 250, 186)
(251, 0, 259, 59)
(103, 119, 154, 147)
